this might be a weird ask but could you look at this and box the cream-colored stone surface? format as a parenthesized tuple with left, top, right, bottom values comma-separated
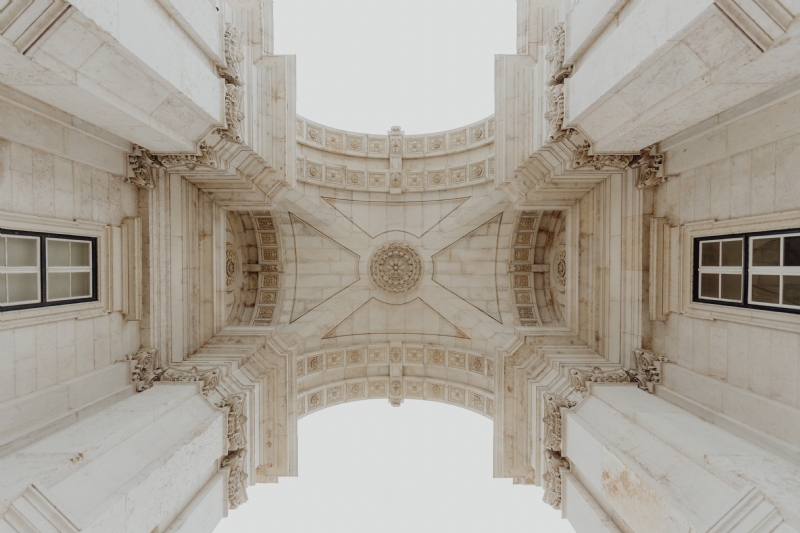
(2, 1, 800, 532)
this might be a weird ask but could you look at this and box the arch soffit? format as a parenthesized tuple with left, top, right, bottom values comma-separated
(295, 343, 496, 421)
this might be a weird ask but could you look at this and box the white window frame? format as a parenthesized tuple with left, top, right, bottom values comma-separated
(696, 237, 744, 304)
(0, 234, 42, 307)
(0, 211, 110, 330)
(748, 231, 800, 310)
(44, 238, 94, 302)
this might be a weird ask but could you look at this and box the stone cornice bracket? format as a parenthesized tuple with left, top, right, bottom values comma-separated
(569, 366, 632, 398)
(218, 393, 247, 453)
(125, 348, 164, 392)
(542, 449, 570, 510)
(216, 24, 245, 86)
(216, 84, 245, 144)
(630, 145, 672, 189)
(626, 349, 669, 393)
(221, 448, 248, 509)
(125, 145, 163, 189)
(572, 136, 635, 171)
(160, 366, 223, 396)
(157, 141, 221, 172)
(544, 23, 573, 143)
(541, 393, 576, 510)
(543, 393, 576, 454)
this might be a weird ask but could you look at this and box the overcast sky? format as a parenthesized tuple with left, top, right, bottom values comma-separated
(214, 2, 576, 531)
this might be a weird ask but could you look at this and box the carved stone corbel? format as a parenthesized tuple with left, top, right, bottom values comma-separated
(221, 448, 248, 509)
(572, 139, 635, 171)
(631, 145, 671, 189)
(542, 393, 576, 510)
(160, 366, 223, 396)
(125, 348, 164, 392)
(543, 393, 576, 454)
(542, 449, 570, 510)
(125, 145, 163, 189)
(545, 23, 572, 86)
(626, 349, 669, 393)
(544, 23, 573, 143)
(569, 366, 632, 398)
(216, 84, 245, 143)
(219, 393, 247, 453)
(158, 141, 220, 172)
(216, 24, 245, 86)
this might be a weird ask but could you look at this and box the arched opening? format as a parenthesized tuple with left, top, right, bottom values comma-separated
(213, 399, 576, 532)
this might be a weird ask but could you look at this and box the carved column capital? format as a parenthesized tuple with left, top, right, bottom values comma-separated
(631, 145, 671, 189)
(125, 145, 163, 189)
(158, 141, 220, 172)
(221, 448, 248, 509)
(626, 349, 670, 393)
(543, 393, 576, 454)
(569, 366, 632, 397)
(542, 449, 570, 510)
(218, 393, 248, 453)
(125, 348, 164, 392)
(160, 366, 223, 396)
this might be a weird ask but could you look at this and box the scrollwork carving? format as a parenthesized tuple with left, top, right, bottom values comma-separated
(126, 145, 163, 189)
(219, 393, 247, 453)
(572, 140, 635, 171)
(158, 142, 220, 172)
(545, 23, 572, 86)
(542, 449, 570, 510)
(569, 366, 631, 397)
(221, 448, 248, 509)
(217, 24, 245, 86)
(160, 366, 222, 396)
(217, 84, 245, 143)
(626, 349, 669, 393)
(125, 348, 163, 392)
(631, 145, 670, 189)
(543, 393, 576, 453)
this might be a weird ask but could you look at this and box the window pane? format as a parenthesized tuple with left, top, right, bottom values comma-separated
(700, 273, 719, 299)
(0, 238, 5, 267)
(8, 273, 39, 303)
(721, 274, 742, 301)
(784, 237, 800, 267)
(752, 274, 780, 304)
(721, 240, 743, 267)
(752, 238, 780, 267)
(701, 241, 720, 267)
(47, 239, 70, 267)
(71, 272, 91, 298)
(48, 272, 70, 300)
(71, 242, 90, 267)
(783, 276, 800, 306)
(0, 273, 6, 303)
(7, 237, 38, 267)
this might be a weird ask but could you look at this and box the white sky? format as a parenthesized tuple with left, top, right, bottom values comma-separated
(214, 2, 576, 531)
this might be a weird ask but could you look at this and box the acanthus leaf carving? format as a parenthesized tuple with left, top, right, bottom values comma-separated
(216, 84, 245, 144)
(125, 348, 164, 392)
(569, 366, 631, 398)
(125, 145, 163, 189)
(218, 393, 247, 453)
(626, 349, 669, 393)
(221, 448, 248, 509)
(158, 141, 220, 172)
(216, 24, 245, 86)
(160, 366, 223, 396)
(545, 84, 569, 143)
(542, 449, 570, 510)
(630, 145, 671, 189)
(542, 393, 576, 453)
(572, 139, 635, 171)
(545, 23, 572, 86)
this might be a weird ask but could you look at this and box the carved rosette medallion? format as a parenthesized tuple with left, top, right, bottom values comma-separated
(369, 243, 423, 294)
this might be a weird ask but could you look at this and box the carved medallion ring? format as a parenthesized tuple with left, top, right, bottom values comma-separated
(369, 242, 423, 294)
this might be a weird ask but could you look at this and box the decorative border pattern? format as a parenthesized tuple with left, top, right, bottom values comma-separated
(249, 211, 282, 327)
(511, 211, 543, 326)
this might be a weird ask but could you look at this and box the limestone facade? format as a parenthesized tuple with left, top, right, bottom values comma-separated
(1, 0, 800, 532)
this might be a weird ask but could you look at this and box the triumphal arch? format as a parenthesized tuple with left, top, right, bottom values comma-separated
(1, 0, 800, 531)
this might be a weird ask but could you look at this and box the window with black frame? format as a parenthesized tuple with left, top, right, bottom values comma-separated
(694, 229, 800, 313)
(0, 229, 97, 311)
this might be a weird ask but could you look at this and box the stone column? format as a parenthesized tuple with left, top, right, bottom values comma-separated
(0, 383, 228, 533)
(560, 384, 800, 533)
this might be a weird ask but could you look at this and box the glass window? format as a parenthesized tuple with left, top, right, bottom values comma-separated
(0, 230, 96, 311)
(695, 230, 800, 314)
